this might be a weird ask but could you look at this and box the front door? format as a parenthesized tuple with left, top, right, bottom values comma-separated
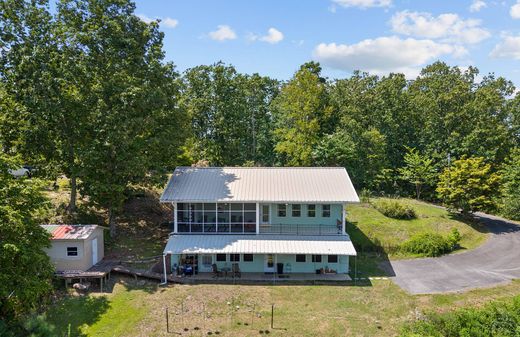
(264, 254, 275, 273)
(200, 254, 213, 272)
(92, 238, 98, 265)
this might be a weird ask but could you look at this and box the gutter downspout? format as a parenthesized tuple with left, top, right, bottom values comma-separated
(160, 253, 168, 285)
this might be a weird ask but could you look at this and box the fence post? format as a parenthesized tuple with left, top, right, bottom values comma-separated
(271, 304, 274, 329)
(166, 307, 169, 333)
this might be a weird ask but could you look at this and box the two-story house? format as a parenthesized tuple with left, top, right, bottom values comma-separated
(159, 167, 359, 282)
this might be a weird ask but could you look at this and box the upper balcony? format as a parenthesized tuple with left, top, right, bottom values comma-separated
(259, 223, 343, 235)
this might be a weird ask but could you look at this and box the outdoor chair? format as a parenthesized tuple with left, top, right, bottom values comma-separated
(232, 263, 241, 278)
(212, 264, 223, 278)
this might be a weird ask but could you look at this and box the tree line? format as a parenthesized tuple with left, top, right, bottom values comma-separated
(0, 0, 519, 330)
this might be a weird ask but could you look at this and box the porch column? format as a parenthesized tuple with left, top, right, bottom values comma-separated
(256, 202, 260, 234)
(342, 204, 346, 234)
(173, 202, 178, 233)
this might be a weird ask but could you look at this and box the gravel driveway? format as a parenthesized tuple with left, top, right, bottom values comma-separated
(389, 213, 520, 294)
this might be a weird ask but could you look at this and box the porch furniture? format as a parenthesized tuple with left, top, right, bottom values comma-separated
(221, 266, 231, 278)
(232, 263, 241, 278)
(212, 264, 223, 278)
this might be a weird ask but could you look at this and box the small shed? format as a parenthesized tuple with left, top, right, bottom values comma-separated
(41, 225, 104, 272)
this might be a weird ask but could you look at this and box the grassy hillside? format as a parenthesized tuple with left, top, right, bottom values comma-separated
(346, 198, 488, 259)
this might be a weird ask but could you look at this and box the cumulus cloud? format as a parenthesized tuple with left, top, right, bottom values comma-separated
(137, 14, 179, 28)
(390, 11, 490, 44)
(469, 0, 487, 12)
(162, 17, 179, 28)
(260, 28, 284, 44)
(332, 0, 391, 9)
(313, 36, 467, 78)
(208, 25, 237, 41)
(490, 35, 520, 59)
(511, 1, 520, 19)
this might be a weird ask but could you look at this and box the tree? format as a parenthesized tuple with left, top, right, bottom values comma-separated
(500, 148, 520, 220)
(0, 0, 88, 212)
(272, 62, 332, 166)
(0, 154, 54, 323)
(437, 157, 500, 214)
(399, 147, 437, 200)
(55, 0, 188, 236)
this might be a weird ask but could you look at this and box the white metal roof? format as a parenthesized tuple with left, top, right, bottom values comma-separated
(160, 167, 359, 203)
(163, 234, 357, 256)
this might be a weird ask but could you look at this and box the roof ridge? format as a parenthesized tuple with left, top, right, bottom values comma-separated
(176, 166, 346, 170)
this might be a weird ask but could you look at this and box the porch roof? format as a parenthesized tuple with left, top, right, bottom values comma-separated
(163, 234, 357, 256)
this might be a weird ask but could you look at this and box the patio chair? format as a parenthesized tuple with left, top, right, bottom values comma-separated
(212, 264, 223, 278)
(232, 263, 241, 278)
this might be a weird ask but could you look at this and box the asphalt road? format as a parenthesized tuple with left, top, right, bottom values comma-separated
(389, 213, 520, 294)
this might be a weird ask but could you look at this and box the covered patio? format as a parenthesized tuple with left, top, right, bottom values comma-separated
(170, 271, 352, 284)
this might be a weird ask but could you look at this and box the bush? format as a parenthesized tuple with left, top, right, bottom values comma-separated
(401, 296, 520, 337)
(401, 228, 461, 257)
(372, 199, 416, 219)
(359, 188, 371, 203)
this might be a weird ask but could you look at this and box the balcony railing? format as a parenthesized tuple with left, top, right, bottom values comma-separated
(259, 223, 343, 236)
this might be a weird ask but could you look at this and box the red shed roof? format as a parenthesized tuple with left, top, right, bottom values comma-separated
(41, 225, 99, 240)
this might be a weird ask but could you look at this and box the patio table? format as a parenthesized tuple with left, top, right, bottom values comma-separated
(221, 267, 231, 278)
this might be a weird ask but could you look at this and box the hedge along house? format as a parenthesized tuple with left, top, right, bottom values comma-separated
(160, 167, 359, 282)
(41, 225, 104, 272)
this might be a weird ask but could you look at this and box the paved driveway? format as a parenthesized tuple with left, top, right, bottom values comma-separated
(389, 213, 520, 294)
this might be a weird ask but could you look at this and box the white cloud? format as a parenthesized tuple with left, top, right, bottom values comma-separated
(390, 11, 490, 44)
(313, 36, 467, 78)
(208, 25, 237, 41)
(332, 0, 391, 9)
(511, 1, 520, 19)
(469, 0, 487, 12)
(162, 17, 179, 28)
(260, 28, 284, 44)
(137, 14, 179, 29)
(490, 35, 520, 59)
(137, 14, 154, 24)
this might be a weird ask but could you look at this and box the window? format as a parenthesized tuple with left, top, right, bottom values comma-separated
(278, 204, 286, 217)
(322, 204, 331, 217)
(292, 204, 301, 217)
(311, 255, 322, 263)
(202, 255, 212, 266)
(262, 205, 270, 223)
(296, 254, 306, 262)
(230, 254, 240, 262)
(307, 204, 316, 217)
(328, 255, 338, 263)
(243, 254, 254, 262)
(67, 247, 78, 257)
(216, 254, 226, 262)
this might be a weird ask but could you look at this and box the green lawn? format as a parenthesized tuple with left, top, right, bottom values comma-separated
(346, 198, 489, 259)
(45, 276, 520, 337)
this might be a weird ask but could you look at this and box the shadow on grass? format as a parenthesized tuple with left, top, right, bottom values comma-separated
(46, 296, 110, 337)
(347, 221, 395, 279)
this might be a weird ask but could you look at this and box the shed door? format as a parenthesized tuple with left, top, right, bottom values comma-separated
(92, 238, 98, 265)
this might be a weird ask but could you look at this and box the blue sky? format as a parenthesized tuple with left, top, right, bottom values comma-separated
(133, 0, 520, 85)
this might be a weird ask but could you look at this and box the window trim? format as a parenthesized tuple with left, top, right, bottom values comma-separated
(296, 254, 306, 262)
(307, 204, 316, 217)
(243, 254, 254, 262)
(277, 204, 287, 217)
(66, 246, 78, 257)
(230, 254, 240, 262)
(291, 204, 301, 217)
(216, 254, 227, 262)
(322, 204, 331, 218)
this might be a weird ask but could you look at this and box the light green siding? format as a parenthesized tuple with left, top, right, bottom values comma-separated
(170, 253, 349, 274)
(267, 203, 342, 226)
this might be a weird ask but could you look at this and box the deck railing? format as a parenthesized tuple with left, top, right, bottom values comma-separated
(259, 224, 343, 235)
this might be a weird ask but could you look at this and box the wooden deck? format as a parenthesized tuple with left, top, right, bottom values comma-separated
(55, 260, 120, 292)
(172, 272, 351, 285)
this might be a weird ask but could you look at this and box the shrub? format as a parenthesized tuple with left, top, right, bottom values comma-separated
(372, 199, 416, 219)
(401, 296, 520, 337)
(401, 229, 461, 257)
(359, 188, 371, 203)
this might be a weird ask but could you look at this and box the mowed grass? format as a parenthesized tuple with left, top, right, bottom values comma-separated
(346, 198, 489, 258)
(46, 276, 520, 337)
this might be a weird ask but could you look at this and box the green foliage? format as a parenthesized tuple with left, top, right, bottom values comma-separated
(272, 62, 332, 166)
(401, 229, 461, 257)
(372, 199, 417, 219)
(401, 296, 520, 337)
(399, 147, 437, 200)
(182, 63, 279, 166)
(500, 148, 520, 220)
(437, 157, 500, 214)
(0, 154, 54, 322)
(359, 188, 372, 203)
